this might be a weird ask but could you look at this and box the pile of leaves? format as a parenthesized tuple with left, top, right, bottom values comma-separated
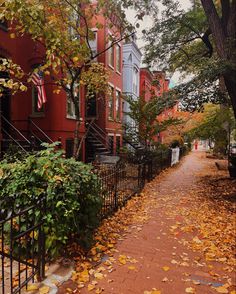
(0, 144, 102, 257)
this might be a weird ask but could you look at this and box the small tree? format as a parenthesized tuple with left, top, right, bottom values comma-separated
(124, 94, 180, 150)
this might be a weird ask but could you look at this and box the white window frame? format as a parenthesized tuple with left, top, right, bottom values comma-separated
(88, 28, 98, 60)
(116, 43, 121, 74)
(115, 88, 121, 121)
(133, 67, 139, 95)
(108, 83, 114, 120)
(66, 84, 80, 120)
(107, 32, 115, 69)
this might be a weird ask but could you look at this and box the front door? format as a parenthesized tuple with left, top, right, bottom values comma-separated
(86, 95, 97, 118)
(0, 71, 11, 136)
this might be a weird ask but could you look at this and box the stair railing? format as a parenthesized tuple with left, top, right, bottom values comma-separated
(89, 123, 112, 150)
(1, 128, 28, 153)
(1, 114, 31, 145)
(76, 118, 96, 158)
(28, 118, 54, 144)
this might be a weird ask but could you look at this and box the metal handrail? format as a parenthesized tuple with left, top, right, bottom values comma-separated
(29, 118, 53, 143)
(76, 118, 96, 157)
(2, 128, 28, 153)
(1, 115, 31, 144)
(89, 124, 111, 149)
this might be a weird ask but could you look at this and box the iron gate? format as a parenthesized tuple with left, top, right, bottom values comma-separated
(0, 197, 46, 294)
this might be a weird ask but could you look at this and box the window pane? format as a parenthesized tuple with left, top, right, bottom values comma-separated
(116, 90, 121, 120)
(116, 45, 121, 72)
(108, 42, 114, 67)
(108, 87, 114, 119)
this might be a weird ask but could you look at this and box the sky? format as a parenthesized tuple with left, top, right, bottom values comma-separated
(125, 0, 192, 86)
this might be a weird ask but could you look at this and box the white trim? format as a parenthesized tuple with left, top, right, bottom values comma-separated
(115, 86, 121, 92)
(108, 133, 115, 136)
(108, 82, 114, 88)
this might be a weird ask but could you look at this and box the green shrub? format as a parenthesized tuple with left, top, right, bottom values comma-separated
(0, 143, 102, 257)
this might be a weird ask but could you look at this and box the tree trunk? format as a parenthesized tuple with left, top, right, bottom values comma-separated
(73, 119, 80, 158)
(201, 0, 236, 117)
(223, 71, 236, 118)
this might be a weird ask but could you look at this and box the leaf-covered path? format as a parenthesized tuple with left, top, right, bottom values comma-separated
(58, 152, 236, 294)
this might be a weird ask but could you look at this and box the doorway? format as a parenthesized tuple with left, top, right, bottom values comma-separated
(86, 95, 97, 118)
(0, 70, 11, 135)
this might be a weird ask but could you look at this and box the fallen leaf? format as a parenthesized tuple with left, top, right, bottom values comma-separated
(88, 284, 95, 291)
(26, 284, 39, 291)
(215, 287, 229, 294)
(94, 272, 104, 280)
(39, 286, 50, 294)
(128, 266, 136, 270)
(162, 266, 170, 272)
(185, 287, 195, 293)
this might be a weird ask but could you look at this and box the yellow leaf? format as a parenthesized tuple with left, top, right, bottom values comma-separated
(26, 284, 39, 291)
(215, 287, 229, 294)
(39, 286, 50, 294)
(95, 288, 103, 294)
(10, 33, 15, 39)
(185, 287, 195, 293)
(88, 284, 95, 291)
(128, 266, 136, 270)
(162, 266, 170, 271)
(73, 56, 79, 63)
(94, 272, 104, 280)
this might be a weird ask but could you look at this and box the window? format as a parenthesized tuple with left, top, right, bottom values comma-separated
(108, 41, 114, 68)
(115, 90, 121, 121)
(0, 19, 8, 31)
(133, 67, 138, 95)
(108, 86, 114, 119)
(88, 30, 97, 59)
(67, 84, 79, 119)
(116, 44, 121, 72)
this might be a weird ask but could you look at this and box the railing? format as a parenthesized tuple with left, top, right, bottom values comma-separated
(1, 128, 28, 153)
(0, 197, 46, 294)
(94, 161, 145, 218)
(1, 115, 31, 145)
(76, 118, 96, 157)
(89, 123, 112, 151)
(95, 150, 173, 218)
(28, 118, 53, 144)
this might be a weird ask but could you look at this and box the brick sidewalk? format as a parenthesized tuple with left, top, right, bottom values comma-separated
(58, 152, 235, 294)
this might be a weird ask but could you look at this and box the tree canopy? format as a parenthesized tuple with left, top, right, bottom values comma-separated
(125, 0, 236, 116)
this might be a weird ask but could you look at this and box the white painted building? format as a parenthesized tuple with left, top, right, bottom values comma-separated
(122, 34, 142, 127)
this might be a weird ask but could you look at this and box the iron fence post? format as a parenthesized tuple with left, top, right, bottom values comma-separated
(114, 166, 118, 209)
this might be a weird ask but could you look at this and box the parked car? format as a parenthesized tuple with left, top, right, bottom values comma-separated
(228, 144, 236, 177)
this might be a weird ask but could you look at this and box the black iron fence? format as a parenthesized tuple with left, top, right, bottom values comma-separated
(0, 147, 188, 292)
(0, 198, 46, 294)
(96, 149, 173, 218)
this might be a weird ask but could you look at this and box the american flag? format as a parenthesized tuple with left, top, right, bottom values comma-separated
(31, 71, 47, 110)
